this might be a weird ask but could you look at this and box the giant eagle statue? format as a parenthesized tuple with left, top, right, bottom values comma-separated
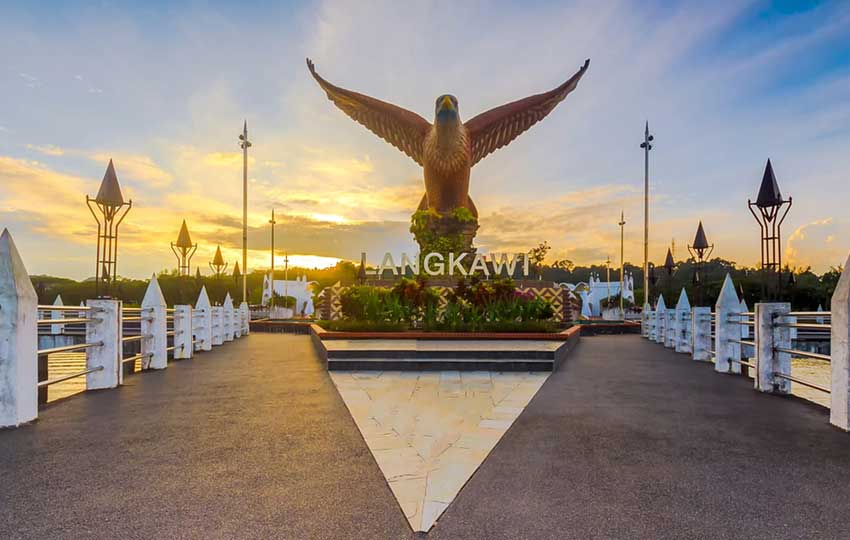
(307, 58, 589, 219)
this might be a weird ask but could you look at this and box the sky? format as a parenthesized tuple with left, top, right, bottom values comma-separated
(1, 0, 849, 280)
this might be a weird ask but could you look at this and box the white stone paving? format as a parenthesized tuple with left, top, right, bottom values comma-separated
(330, 369, 549, 532)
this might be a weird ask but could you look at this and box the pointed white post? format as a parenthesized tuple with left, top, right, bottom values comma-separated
(675, 289, 692, 353)
(755, 302, 791, 394)
(240, 301, 250, 335)
(211, 306, 224, 346)
(642, 302, 650, 337)
(173, 305, 193, 359)
(194, 286, 212, 352)
(141, 274, 167, 370)
(715, 274, 742, 374)
(50, 294, 65, 335)
(654, 295, 666, 344)
(86, 299, 122, 390)
(0, 229, 38, 427)
(692, 307, 712, 361)
(223, 293, 235, 342)
(830, 254, 850, 430)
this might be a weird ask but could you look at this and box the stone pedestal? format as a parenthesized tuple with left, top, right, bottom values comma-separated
(410, 209, 479, 255)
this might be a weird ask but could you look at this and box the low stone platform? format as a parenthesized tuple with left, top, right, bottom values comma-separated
(312, 326, 580, 371)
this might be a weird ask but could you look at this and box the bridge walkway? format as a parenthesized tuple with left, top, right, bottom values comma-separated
(2, 333, 849, 539)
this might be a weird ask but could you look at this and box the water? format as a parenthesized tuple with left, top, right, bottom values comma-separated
(45, 353, 143, 403)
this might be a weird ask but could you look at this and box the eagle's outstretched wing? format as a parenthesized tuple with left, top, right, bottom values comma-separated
(465, 59, 589, 166)
(307, 59, 431, 166)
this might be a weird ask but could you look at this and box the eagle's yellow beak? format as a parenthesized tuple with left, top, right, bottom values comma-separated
(441, 95, 454, 110)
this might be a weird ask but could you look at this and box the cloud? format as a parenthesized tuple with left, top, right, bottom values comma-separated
(26, 144, 65, 156)
(2, 0, 850, 279)
(87, 152, 172, 188)
(786, 218, 846, 270)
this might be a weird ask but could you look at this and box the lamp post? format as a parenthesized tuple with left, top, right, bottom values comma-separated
(640, 122, 654, 309)
(747, 159, 792, 300)
(619, 210, 626, 319)
(171, 219, 197, 277)
(687, 221, 713, 305)
(269, 209, 276, 311)
(663, 246, 675, 301)
(605, 255, 611, 314)
(238, 121, 252, 304)
(209, 245, 228, 278)
(86, 159, 132, 298)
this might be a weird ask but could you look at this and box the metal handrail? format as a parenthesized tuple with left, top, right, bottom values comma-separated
(122, 316, 154, 323)
(775, 372, 830, 394)
(775, 322, 830, 330)
(788, 311, 832, 317)
(731, 358, 755, 369)
(37, 317, 89, 325)
(38, 366, 103, 388)
(37, 305, 92, 311)
(728, 338, 755, 347)
(121, 334, 152, 343)
(774, 346, 831, 362)
(38, 341, 102, 355)
(122, 352, 153, 364)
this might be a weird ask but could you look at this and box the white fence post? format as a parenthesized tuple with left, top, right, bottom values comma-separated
(211, 306, 224, 346)
(714, 274, 741, 374)
(194, 286, 212, 352)
(665, 308, 676, 348)
(50, 294, 65, 335)
(675, 289, 692, 353)
(0, 229, 38, 428)
(141, 274, 167, 370)
(692, 307, 712, 362)
(223, 293, 235, 342)
(86, 299, 122, 390)
(654, 295, 666, 344)
(755, 302, 791, 394)
(739, 298, 754, 359)
(240, 302, 250, 336)
(173, 305, 193, 359)
(642, 302, 650, 337)
(233, 302, 242, 339)
(830, 255, 850, 430)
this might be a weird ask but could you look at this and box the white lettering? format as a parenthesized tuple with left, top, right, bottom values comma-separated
(401, 252, 419, 275)
(448, 252, 467, 275)
(379, 252, 398, 276)
(469, 253, 489, 275)
(424, 253, 444, 276)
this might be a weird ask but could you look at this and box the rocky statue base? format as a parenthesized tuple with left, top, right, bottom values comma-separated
(410, 208, 480, 255)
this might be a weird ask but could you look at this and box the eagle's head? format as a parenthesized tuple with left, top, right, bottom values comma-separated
(435, 94, 459, 123)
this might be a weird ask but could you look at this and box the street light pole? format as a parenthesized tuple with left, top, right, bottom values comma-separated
(605, 255, 611, 315)
(238, 121, 252, 305)
(619, 210, 626, 319)
(269, 209, 276, 311)
(640, 122, 654, 307)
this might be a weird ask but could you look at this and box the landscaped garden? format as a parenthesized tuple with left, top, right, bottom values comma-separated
(318, 276, 561, 333)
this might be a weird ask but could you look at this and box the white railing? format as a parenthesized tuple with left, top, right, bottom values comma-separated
(640, 264, 850, 432)
(0, 229, 251, 428)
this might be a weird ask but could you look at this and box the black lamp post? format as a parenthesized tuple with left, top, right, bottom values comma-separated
(748, 159, 792, 300)
(688, 221, 714, 306)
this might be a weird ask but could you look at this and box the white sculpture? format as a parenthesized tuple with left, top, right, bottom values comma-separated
(262, 273, 316, 317)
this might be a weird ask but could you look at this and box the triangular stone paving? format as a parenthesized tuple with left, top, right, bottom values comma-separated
(330, 370, 549, 532)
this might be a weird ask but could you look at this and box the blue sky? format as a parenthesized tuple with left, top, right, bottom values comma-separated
(1, 0, 849, 279)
